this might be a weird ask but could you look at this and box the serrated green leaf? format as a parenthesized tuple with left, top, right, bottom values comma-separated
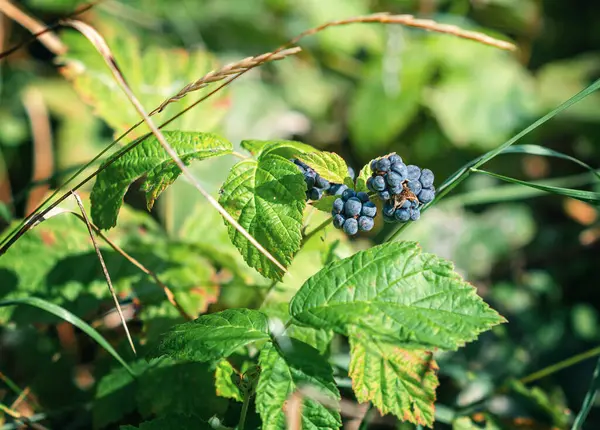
(311, 195, 337, 213)
(149, 309, 270, 362)
(219, 154, 306, 280)
(256, 341, 341, 430)
(262, 302, 333, 354)
(136, 358, 227, 419)
(91, 131, 232, 229)
(348, 329, 438, 427)
(215, 359, 243, 402)
(241, 139, 317, 158)
(297, 151, 349, 184)
(290, 241, 505, 350)
(120, 414, 210, 430)
(94, 361, 149, 429)
(356, 162, 373, 193)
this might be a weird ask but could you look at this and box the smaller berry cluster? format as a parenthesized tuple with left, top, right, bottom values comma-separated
(366, 154, 435, 223)
(292, 159, 331, 201)
(331, 189, 377, 235)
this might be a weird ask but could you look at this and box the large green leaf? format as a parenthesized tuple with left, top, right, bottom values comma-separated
(60, 25, 228, 138)
(290, 242, 504, 350)
(348, 329, 438, 427)
(256, 341, 341, 430)
(219, 154, 306, 280)
(91, 131, 232, 229)
(297, 151, 349, 184)
(148, 309, 270, 362)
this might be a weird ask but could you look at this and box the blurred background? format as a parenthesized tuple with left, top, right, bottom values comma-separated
(1, 0, 600, 428)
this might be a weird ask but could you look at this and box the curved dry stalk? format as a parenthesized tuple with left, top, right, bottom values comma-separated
(152, 47, 302, 114)
(292, 13, 515, 51)
(72, 191, 137, 355)
(61, 19, 288, 276)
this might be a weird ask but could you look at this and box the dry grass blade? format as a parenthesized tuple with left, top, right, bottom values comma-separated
(61, 19, 288, 276)
(0, 0, 66, 55)
(152, 47, 302, 114)
(292, 13, 515, 51)
(72, 191, 137, 355)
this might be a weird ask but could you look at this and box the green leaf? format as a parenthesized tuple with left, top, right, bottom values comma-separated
(348, 329, 438, 427)
(94, 361, 149, 428)
(256, 341, 341, 430)
(349, 44, 434, 158)
(0, 297, 134, 375)
(61, 26, 228, 138)
(472, 168, 600, 204)
(91, 131, 232, 229)
(290, 242, 505, 350)
(262, 302, 333, 354)
(136, 358, 227, 419)
(508, 380, 570, 428)
(120, 415, 210, 430)
(356, 162, 372, 193)
(149, 309, 270, 362)
(297, 151, 349, 184)
(241, 139, 317, 158)
(214, 359, 243, 402)
(219, 154, 306, 280)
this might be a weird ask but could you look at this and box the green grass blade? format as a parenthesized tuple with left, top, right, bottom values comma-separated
(572, 355, 600, 430)
(472, 168, 600, 204)
(442, 171, 599, 207)
(0, 297, 135, 376)
(501, 145, 600, 180)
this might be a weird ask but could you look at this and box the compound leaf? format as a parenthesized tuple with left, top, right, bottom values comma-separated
(256, 340, 341, 430)
(148, 309, 270, 362)
(290, 241, 505, 350)
(297, 151, 349, 184)
(91, 131, 232, 229)
(349, 329, 438, 427)
(219, 154, 306, 280)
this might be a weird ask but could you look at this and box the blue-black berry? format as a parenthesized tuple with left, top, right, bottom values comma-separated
(331, 185, 377, 236)
(343, 218, 358, 235)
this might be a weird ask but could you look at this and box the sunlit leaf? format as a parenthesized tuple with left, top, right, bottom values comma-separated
(290, 242, 504, 350)
(91, 131, 232, 229)
(148, 309, 270, 362)
(214, 359, 243, 402)
(297, 151, 349, 183)
(349, 329, 438, 427)
(219, 154, 306, 280)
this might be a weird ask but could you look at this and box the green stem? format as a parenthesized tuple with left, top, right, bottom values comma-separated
(0, 372, 24, 399)
(519, 345, 600, 385)
(237, 391, 251, 430)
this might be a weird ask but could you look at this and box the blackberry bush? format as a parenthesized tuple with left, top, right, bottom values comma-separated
(366, 153, 436, 223)
(331, 189, 377, 235)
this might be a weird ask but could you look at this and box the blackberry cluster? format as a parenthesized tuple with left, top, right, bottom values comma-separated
(292, 159, 331, 201)
(366, 153, 435, 223)
(331, 189, 377, 235)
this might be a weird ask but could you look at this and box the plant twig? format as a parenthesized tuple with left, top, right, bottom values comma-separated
(61, 19, 288, 276)
(0, 0, 66, 55)
(519, 345, 600, 385)
(72, 191, 137, 355)
(152, 47, 302, 114)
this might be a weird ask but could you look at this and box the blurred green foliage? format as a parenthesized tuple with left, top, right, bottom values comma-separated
(1, 0, 600, 428)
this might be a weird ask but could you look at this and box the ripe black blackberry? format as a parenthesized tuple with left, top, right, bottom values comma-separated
(367, 153, 435, 223)
(331, 189, 377, 236)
